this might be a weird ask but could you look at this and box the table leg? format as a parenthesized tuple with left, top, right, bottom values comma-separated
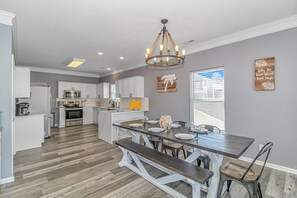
(207, 153, 223, 198)
(118, 147, 132, 167)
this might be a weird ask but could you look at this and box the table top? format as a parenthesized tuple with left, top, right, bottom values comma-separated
(113, 120, 255, 158)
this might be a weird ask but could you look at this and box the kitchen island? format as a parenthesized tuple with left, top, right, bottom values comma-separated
(98, 109, 145, 144)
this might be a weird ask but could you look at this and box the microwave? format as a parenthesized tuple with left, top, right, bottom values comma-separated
(64, 90, 81, 99)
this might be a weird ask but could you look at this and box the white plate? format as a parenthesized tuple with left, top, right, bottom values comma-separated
(148, 127, 164, 133)
(171, 123, 181, 128)
(175, 133, 195, 140)
(147, 120, 159, 124)
(129, 123, 143, 128)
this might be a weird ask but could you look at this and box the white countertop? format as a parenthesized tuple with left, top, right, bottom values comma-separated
(16, 113, 45, 118)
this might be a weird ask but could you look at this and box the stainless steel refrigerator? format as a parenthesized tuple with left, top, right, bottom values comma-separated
(27, 84, 52, 138)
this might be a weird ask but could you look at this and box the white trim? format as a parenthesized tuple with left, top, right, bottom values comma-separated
(239, 156, 297, 175)
(22, 66, 100, 78)
(99, 63, 145, 78)
(0, 176, 14, 185)
(186, 15, 297, 55)
(0, 10, 16, 26)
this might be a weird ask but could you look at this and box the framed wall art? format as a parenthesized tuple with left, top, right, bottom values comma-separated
(254, 57, 275, 91)
(157, 74, 177, 93)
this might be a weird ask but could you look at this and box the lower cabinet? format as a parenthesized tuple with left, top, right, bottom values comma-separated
(15, 114, 44, 151)
(58, 108, 65, 128)
(98, 111, 144, 144)
(93, 108, 98, 125)
(83, 107, 94, 125)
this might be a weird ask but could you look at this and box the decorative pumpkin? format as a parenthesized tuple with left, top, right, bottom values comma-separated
(159, 115, 172, 131)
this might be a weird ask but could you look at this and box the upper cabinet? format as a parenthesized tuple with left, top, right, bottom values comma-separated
(58, 81, 96, 98)
(96, 83, 109, 98)
(14, 67, 31, 98)
(115, 76, 144, 98)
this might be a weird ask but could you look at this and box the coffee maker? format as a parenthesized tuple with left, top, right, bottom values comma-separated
(16, 102, 30, 116)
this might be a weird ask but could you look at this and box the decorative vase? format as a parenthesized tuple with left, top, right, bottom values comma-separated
(159, 115, 172, 131)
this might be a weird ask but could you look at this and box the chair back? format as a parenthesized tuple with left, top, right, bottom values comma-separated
(197, 124, 221, 133)
(240, 142, 273, 181)
(173, 121, 187, 127)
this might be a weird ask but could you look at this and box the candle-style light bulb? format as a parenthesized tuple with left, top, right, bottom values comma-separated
(146, 48, 150, 54)
(145, 53, 148, 59)
(153, 57, 157, 63)
(166, 57, 169, 62)
(160, 44, 163, 51)
(182, 49, 186, 56)
(175, 45, 179, 51)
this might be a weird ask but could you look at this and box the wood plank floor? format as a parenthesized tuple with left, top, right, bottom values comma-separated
(0, 124, 296, 198)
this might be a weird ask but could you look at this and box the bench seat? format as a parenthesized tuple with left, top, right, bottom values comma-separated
(116, 138, 213, 185)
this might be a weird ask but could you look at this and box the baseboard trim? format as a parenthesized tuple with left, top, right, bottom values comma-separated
(0, 176, 15, 185)
(239, 156, 297, 175)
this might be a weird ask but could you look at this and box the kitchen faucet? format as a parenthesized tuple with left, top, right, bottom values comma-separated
(109, 99, 115, 108)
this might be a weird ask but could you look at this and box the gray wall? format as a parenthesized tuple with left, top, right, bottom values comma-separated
(100, 28, 297, 169)
(0, 24, 13, 179)
(31, 72, 99, 125)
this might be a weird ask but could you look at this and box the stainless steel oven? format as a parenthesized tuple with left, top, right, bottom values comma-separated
(65, 108, 83, 127)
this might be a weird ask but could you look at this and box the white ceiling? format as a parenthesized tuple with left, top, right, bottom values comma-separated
(0, 0, 297, 75)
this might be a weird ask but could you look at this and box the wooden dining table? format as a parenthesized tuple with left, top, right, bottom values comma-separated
(113, 119, 254, 198)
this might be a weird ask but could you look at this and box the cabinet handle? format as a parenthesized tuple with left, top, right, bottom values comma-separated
(130, 93, 132, 98)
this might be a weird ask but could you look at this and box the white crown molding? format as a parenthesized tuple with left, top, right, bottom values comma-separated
(0, 176, 14, 185)
(0, 10, 16, 26)
(186, 14, 297, 54)
(22, 66, 100, 78)
(240, 156, 297, 175)
(100, 62, 145, 78)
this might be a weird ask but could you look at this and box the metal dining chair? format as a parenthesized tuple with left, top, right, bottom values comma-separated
(187, 124, 221, 186)
(217, 142, 273, 198)
(161, 121, 187, 159)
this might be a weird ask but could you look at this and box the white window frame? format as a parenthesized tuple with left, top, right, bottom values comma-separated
(190, 67, 225, 129)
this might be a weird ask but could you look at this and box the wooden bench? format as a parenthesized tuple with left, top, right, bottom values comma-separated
(116, 138, 213, 198)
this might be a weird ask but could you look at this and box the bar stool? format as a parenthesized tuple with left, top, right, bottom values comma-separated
(187, 124, 221, 186)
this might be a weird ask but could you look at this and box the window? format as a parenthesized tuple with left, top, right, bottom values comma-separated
(110, 84, 116, 99)
(190, 68, 225, 130)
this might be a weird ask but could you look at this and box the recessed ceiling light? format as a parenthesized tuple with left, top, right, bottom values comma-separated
(106, 68, 111, 71)
(119, 57, 124, 60)
(97, 52, 103, 56)
(67, 58, 85, 68)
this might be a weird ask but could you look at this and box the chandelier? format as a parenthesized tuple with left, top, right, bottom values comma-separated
(145, 19, 185, 70)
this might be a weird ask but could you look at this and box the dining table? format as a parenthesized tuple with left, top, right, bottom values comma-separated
(113, 119, 254, 198)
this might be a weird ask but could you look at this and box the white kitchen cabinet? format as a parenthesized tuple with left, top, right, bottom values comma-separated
(96, 83, 109, 98)
(115, 80, 122, 98)
(58, 81, 96, 98)
(14, 67, 31, 98)
(115, 76, 144, 98)
(83, 107, 93, 124)
(131, 76, 144, 98)
(93, 108, 98, 125)
(58, 108, 65, 128)
(15, 114, 44, 151)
